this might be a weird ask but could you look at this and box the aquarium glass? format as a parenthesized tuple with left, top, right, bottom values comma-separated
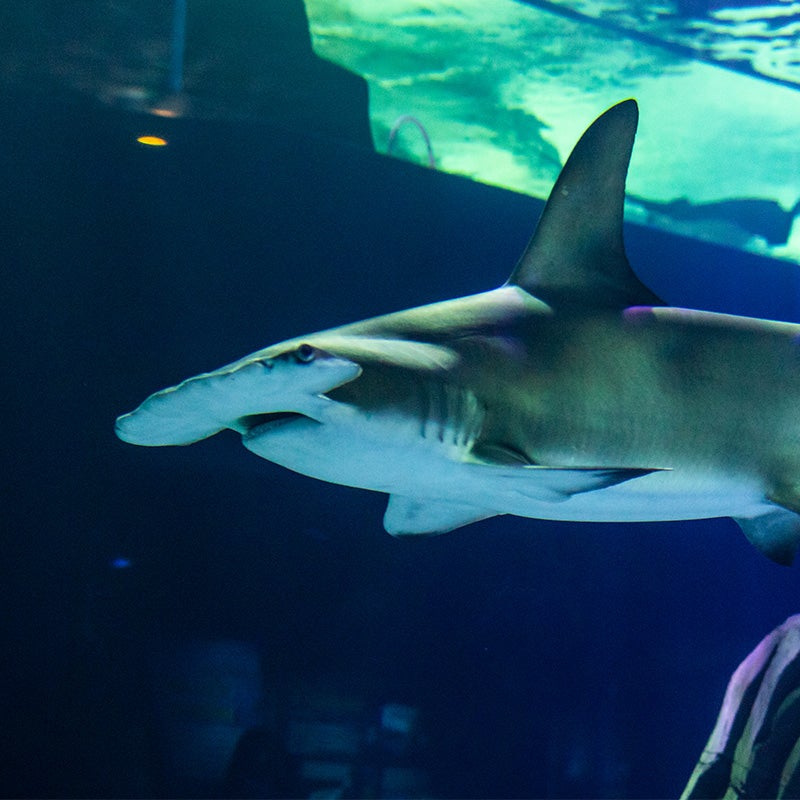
(305, 0, 800, 261)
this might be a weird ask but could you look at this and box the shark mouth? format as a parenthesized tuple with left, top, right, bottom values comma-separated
(239, 411, 312, 436)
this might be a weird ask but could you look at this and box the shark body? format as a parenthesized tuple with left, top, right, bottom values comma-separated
(116, 100, 800, 564)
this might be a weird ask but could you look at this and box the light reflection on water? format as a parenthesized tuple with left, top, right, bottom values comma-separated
(306, 0, 800, 262)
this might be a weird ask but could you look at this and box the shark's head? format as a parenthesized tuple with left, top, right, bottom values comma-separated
(115, 290, 498, 452)
(114, 342, 363, 446)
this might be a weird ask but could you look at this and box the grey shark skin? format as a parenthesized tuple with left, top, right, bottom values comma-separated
(116, 99, 800, 564)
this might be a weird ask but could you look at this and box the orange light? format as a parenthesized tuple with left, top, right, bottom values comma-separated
(150, 107, 179, 119)
(136, 135, 168, 147)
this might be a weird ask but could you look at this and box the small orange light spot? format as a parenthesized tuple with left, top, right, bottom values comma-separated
(136, 135, 168, 147)
(151, 107, 179, 119)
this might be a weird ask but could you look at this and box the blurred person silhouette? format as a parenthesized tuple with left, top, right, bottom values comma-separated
(683, 614, 800, 799)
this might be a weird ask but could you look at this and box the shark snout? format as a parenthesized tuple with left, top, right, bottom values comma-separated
(115, 345, 362, 446)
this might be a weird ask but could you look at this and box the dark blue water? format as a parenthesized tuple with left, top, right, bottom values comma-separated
(3, 83, 800, 799)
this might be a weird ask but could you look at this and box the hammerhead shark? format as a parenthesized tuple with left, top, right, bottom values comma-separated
(116, 99, 800, 564)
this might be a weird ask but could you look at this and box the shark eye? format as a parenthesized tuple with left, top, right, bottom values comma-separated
(294, 343, 316, 364)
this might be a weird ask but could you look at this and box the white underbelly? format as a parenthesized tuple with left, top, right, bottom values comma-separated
(243, 416, 770, 524)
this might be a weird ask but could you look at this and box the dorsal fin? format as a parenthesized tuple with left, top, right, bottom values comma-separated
(507, 99, 664, 310)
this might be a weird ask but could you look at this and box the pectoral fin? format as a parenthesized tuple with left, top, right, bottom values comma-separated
(466, 452, 659, 502)
(384, 495, 498, 536)
(507, 465, 658, 502)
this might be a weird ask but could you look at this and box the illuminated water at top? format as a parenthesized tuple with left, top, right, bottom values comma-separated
(305, 0, 800, 261)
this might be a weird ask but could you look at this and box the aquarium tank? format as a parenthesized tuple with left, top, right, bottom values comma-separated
(305, 0, 800, 262)
(2, 1, 800, 798)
